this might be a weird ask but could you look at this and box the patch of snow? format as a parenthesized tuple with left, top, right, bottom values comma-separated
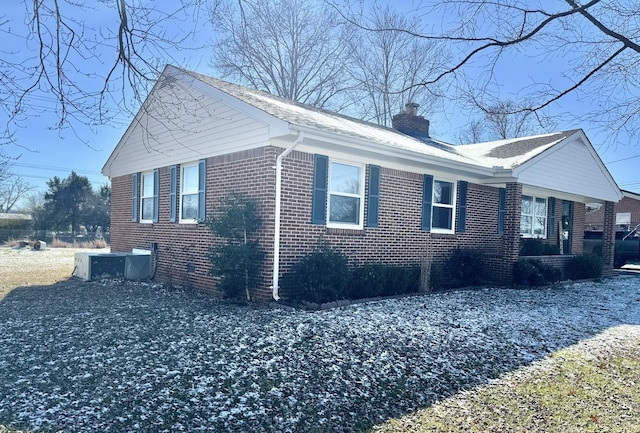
(0, 276, 638, 432)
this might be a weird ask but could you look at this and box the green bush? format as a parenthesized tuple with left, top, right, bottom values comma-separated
(520, 238, 545, 256)
(207, 193, 264, 300)
(513, 259, 563, 287)
(565, 254, 603, 280)
(543, 243, 561, 255)
(348, 264, 420, 299)
(282, 244, 350, 304)
(445, 248, 486, 288)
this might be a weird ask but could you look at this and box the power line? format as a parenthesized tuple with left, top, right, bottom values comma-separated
(11, 162, 102, 176)
(605, 154, 640, 164)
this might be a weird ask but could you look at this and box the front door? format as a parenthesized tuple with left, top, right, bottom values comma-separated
(562, 201, 573, 254)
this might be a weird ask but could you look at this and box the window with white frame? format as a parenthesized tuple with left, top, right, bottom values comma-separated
(180, 163, 199, 222)
(432, 179, 455, 231)
(521, 195, 547, 237)
(140, 171, 155, 222)
(328, 161, 364, 228)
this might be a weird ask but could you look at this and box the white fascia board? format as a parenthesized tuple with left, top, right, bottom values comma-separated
(622, 190, 640, 201)
(288, 126, 497, 180)
(169, 66, 290, 139)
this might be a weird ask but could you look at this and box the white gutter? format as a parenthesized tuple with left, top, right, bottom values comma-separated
(271, 131, 304, 301)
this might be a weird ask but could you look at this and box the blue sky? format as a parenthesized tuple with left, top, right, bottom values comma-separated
(2, 1, 639, 204)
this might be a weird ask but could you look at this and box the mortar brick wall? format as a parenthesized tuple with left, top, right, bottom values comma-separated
(111, 147, 278, 300)
(111, 145, 586, 299)
(585, 195, 640, 231)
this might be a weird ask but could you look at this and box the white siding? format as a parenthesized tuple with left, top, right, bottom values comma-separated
(103, 81, 273, 177)
(515, 137, 620, 202)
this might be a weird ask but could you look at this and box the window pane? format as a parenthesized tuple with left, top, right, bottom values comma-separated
(432, 206, 452, 229)
(521, 215, 532, 235)
(533, 217, 545, 235)
(433, 181, 453, 205)
(329, 195, 360, 224)
(183, 165, 199, 194)
(521, 196, 532, 215)
(142, 197, 154, 220)
(534, 197, 546, 216)
(142, 173, 154, 196)
(182, 193, 198, 220)
(331, 163, 360, 194)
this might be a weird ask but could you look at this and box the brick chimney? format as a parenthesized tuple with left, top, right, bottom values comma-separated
(392, 102, 430, 139)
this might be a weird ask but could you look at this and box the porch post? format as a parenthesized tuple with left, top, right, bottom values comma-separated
(602, 201, 615, 275)
(502, 182, 522, 284)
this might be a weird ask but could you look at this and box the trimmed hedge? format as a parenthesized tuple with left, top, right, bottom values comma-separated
(282, 245, 420, 303)
(513, 258, 563, 287)
(281, 244, 350, 304)
(565, 254, 603, 280)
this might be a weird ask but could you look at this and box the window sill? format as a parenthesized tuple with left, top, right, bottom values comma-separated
(430, 232, 457, 240)
(326, 227, 365, 236)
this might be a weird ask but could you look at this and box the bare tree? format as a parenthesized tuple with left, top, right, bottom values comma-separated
(337, 0, 640, 143)
(457, 99, 556, 143)
(210, 0, 354, 109)
(1, 1, 211, 146)
(0, 153, 31, 212)
(347, 4, 445, 126)
(0, 176, 31, 213)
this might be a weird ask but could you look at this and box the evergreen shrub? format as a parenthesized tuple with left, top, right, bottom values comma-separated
(445, 248, 486, 288)
(281, 244, 349, 304)
(565, 254, 603, 280)
(513, 258, 563, 286)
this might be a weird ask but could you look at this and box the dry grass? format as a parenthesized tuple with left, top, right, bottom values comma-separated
(49, 238, 108, 249)
(0, 246, 109, 301)
(371, 325, 640, 433)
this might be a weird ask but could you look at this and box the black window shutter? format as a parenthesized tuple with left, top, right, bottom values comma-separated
(153, 169, 160, 223)
(498, 188, 506, 234)
(198, 159, 206, 222)
(367, 165, 380, 227)
(169, 165, 177, 222)
(311, 154, 328, 224)
(132, 173, 138, 222)
(421, 174, 433, 231)
(457, 181, 468, 233)
(548, 197, 556, 237)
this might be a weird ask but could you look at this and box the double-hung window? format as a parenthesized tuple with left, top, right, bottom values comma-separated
(521, 195, 547, 237)
(328, 161, 364, 228)
(180, 160, 206, 223)
(140, 171, 157, 223)
(181, 163, 199, 222)
(422, 175, 457, 233)
(432, 179, 455, 231)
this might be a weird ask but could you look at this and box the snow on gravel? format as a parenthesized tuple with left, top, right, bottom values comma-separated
(0, 275, 639, 432)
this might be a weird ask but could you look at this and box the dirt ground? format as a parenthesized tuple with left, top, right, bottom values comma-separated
(0, 246, 110, 300)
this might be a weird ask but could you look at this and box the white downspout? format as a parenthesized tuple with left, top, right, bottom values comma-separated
(272, 131, 304, 301)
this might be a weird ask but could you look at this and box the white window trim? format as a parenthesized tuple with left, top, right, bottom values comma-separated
(179, 162, 199, 224)
(521, 195, 548, 238)
(140, 171, 155, 224)
(431, 178, 457, 234)
(327, 159, 365, 230)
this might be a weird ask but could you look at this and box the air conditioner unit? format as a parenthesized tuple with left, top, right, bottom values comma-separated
(125, 253, 151, 280)
(73, 253, 127, 281)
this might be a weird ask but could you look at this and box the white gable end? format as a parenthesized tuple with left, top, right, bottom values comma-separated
(103, 69, 288, 178)
(514, 133, 621, 202)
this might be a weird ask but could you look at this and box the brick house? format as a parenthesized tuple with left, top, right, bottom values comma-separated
(585, 190, 640, 234)
(102, 65, 622, 300)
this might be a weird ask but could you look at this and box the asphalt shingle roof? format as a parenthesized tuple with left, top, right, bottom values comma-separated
(173, 66, 577, 171)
